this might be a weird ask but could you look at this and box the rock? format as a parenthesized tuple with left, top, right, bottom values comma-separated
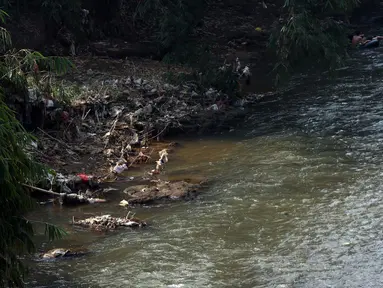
(205, 88, 217, 96)
(207, 104, 219, 111)
(124, 185, 147, 196)
(142, 104, 153, 115)
(122, 89, 130, 96)
(234, 99, 247, 107)
(134, 78, 142, 85)
(145, 88, 158, 97)
(123, 180, 201, 205)
(133, 108, 143, 117)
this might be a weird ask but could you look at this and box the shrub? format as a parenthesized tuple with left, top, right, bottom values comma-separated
(0, 9, 69, 287)
(270, 0, 360, 82)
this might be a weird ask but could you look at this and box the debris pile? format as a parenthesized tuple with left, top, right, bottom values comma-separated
(26, 56, 257, 179)
(27, 172, 106, 206)
(123, 180, 203, 205)
(40, 248, 89, 259)
(50, 173, 99, 194)
(61, 193, 106, 205)
(70, 79, 213, 173)
(72, 214, 147, 231)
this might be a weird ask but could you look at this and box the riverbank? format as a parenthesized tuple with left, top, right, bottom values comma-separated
(20, 54, 279, 224)
(31, 56, 275, 178)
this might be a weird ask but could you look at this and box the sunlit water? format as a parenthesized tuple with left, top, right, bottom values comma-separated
(27, 46, 383, 287)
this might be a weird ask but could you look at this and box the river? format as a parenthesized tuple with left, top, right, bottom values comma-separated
(27, 46, 383, 287)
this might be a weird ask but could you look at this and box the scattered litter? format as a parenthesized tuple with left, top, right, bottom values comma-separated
(159, 149, 168, 163)
(113, 162, 128, 174)
(119, 199, 129, 207)
(21, 59, 261, 214)
(207, 104, 219, 111)
(45, 99, 55, 108)
(77, 173, 90, 182)
(242, 66, 251, 77)
(150, 149, 169, 175)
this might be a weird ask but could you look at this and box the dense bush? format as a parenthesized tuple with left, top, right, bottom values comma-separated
(1, 0, 381, 84)
(270, 0, 360, 81)
(133, 0, 206, 51)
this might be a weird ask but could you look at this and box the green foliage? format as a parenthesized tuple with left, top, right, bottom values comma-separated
(0, 0, 207, 59)
(164, 63, 241, 97)
(134, 0, 206, 51)
(49, 82, 80, 104)
(162, 40, 204, 66)
(271, 0, 360, 82)
(163, 42, 241, 96)
(0, 48, 75, 102)
(0, 0, 82, 28)
(0, 9, 69, 287)
(40, 0, 82, 29)
(0, 97, 67, 287)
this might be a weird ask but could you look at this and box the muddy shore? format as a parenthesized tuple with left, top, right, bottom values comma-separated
(29, 55, 274, 179)
(23, 55, 275, 243)
(14, 48, 283, 264)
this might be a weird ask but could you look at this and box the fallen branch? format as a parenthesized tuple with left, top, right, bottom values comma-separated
(104, 115, 120, 149)
(22, 183, 62, 196)
(82, 108, 91, 121)
(95, 109, 100, 124)
(23, 184, 106, 205)
(149, 123, 170, 141)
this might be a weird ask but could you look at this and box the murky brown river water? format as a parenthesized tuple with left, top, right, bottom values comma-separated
(27, 47, 383, 287)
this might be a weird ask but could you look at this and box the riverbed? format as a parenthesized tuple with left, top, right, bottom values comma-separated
(27, 46, 383, 287)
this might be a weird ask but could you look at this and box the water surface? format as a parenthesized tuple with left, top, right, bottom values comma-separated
(28, 46, 383, 288)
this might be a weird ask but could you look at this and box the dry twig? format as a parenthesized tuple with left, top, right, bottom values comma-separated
(37, 127, 72, 150)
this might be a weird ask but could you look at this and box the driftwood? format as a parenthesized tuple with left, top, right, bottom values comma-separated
(23, 184, 62, 196)
(72, 214, 146, 231)
(24, 184, 106, 206)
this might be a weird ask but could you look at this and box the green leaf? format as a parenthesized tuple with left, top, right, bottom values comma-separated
(0, 9, 10, 24)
